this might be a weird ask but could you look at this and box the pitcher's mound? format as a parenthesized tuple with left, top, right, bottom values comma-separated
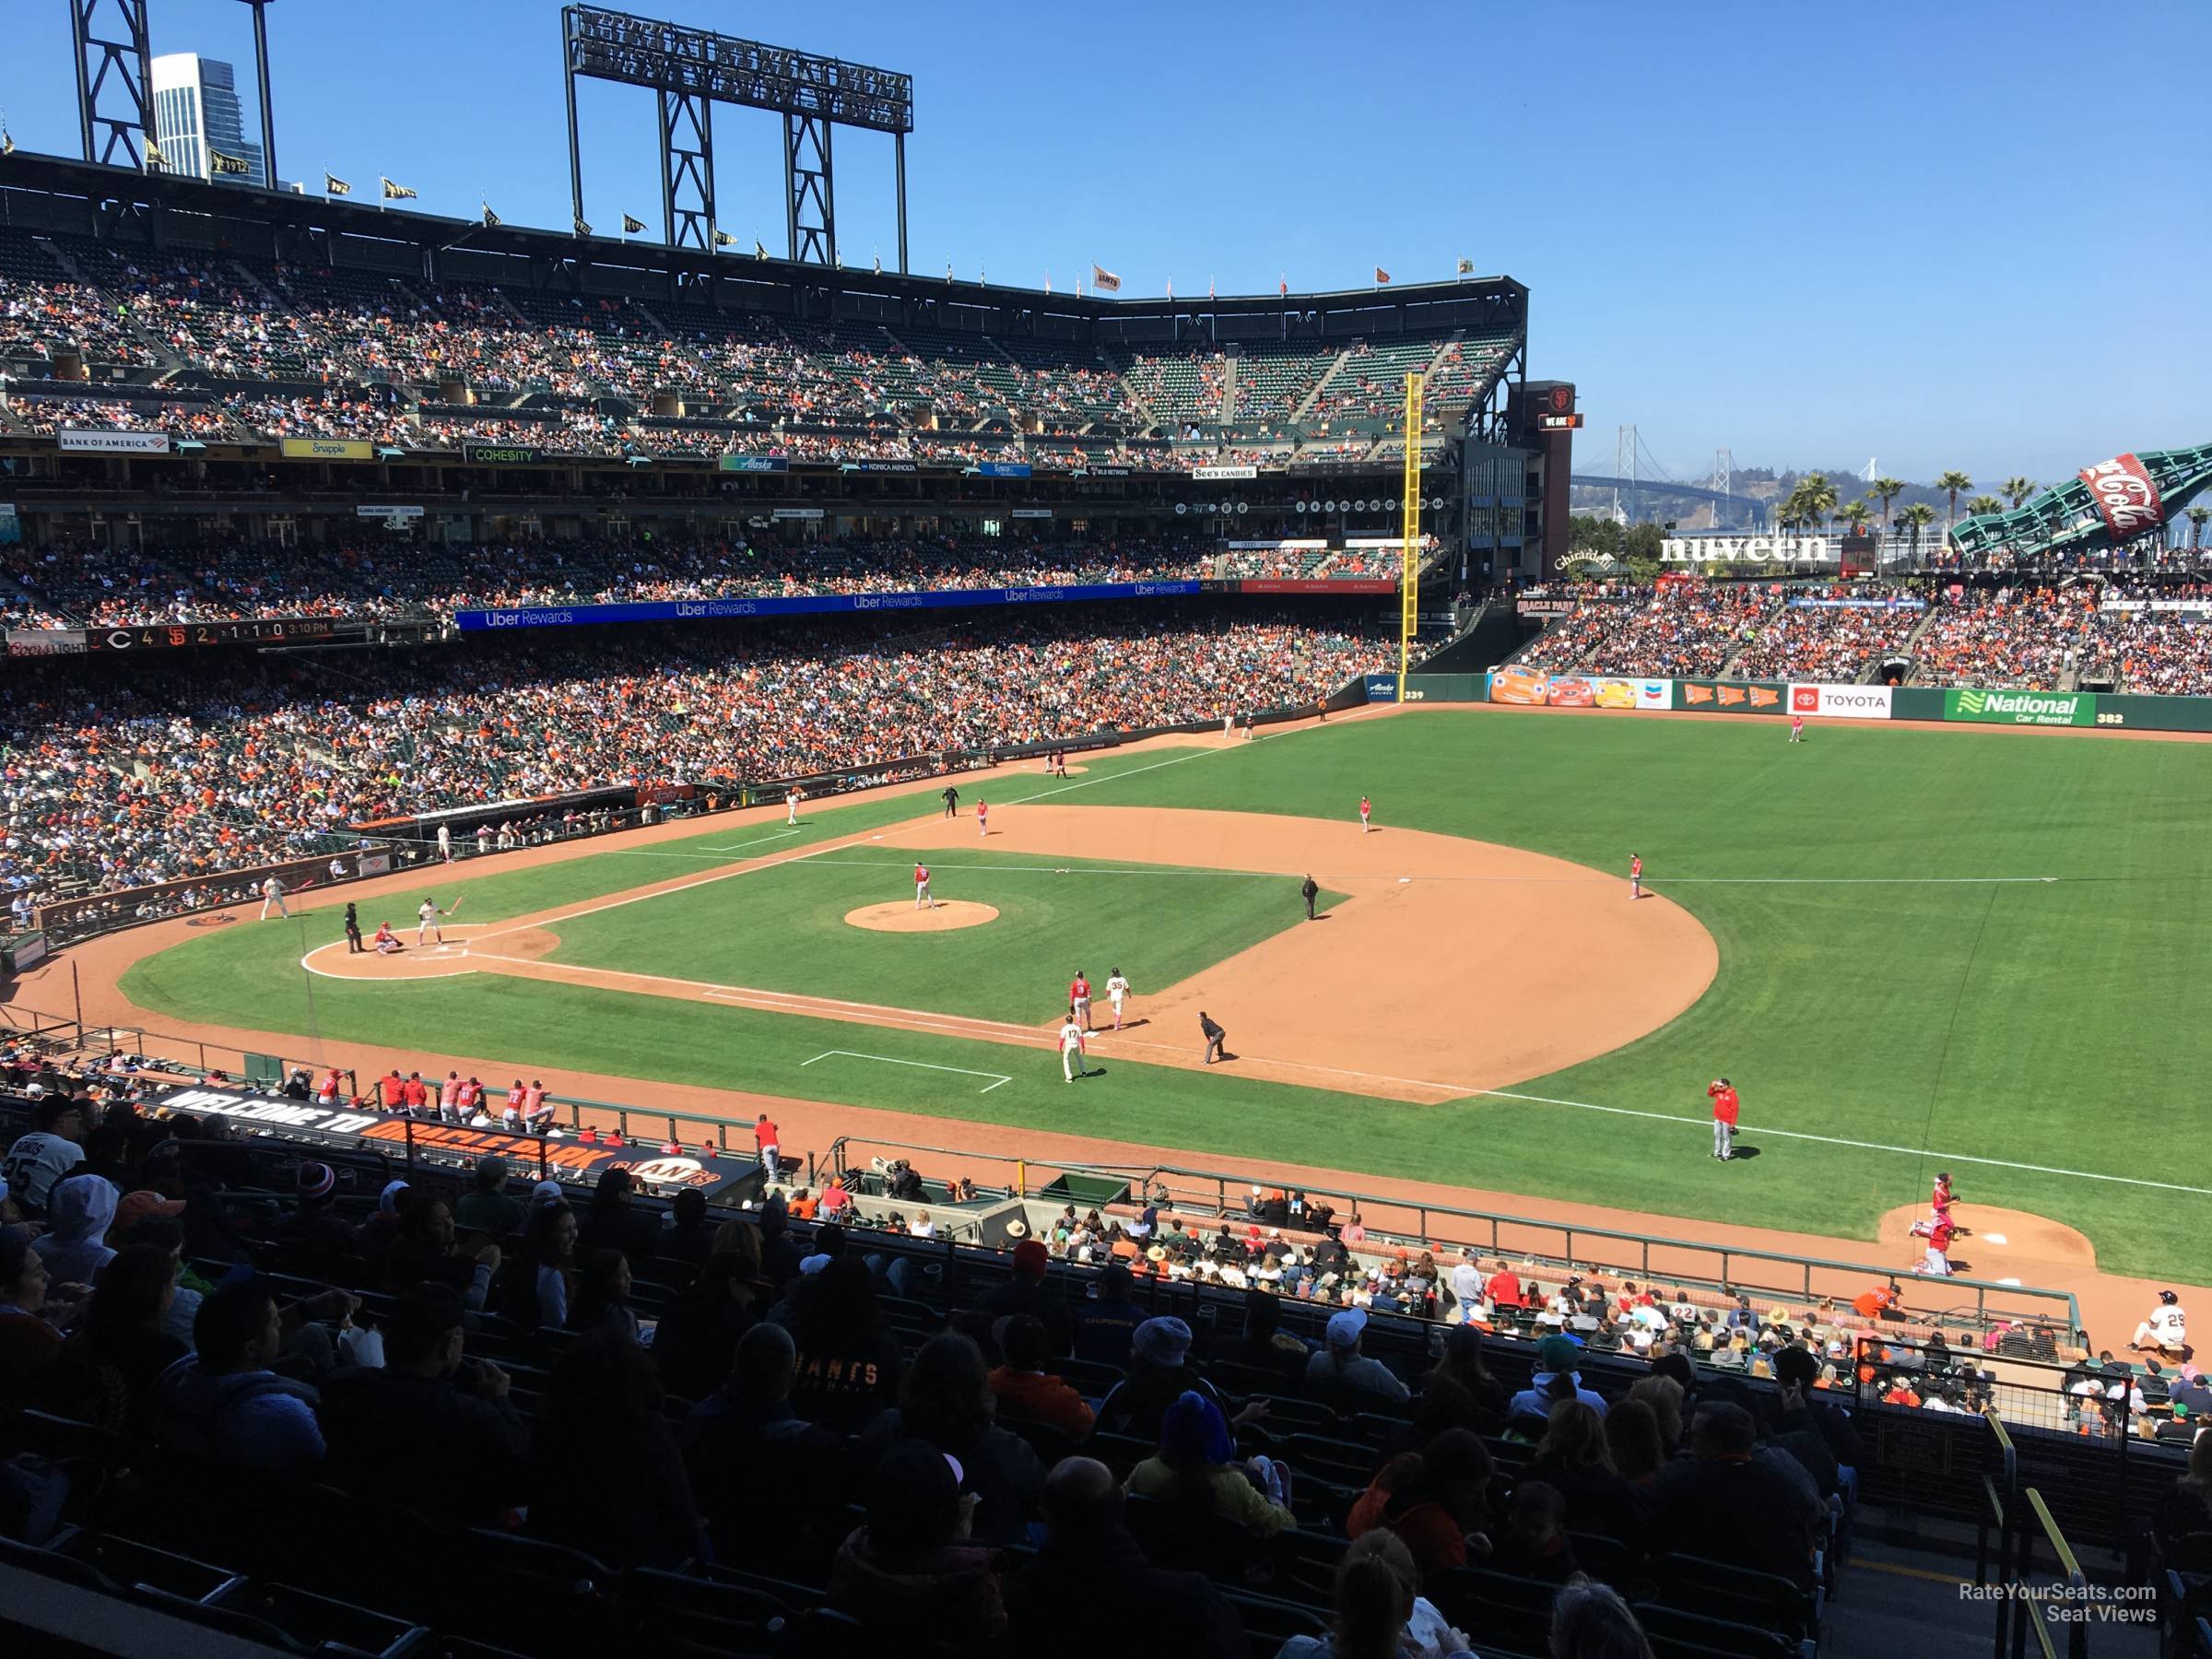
(846, 900, 999, 934)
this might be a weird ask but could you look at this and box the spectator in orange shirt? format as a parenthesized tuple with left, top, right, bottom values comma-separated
(787, 1188, 819, 1221)
(987, 1313, 1094, 1440)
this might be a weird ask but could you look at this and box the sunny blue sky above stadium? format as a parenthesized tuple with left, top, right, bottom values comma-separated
(5, 0, 2205, 482)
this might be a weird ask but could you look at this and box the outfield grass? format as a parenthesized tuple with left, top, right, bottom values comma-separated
(120, 712, 2212, 1279)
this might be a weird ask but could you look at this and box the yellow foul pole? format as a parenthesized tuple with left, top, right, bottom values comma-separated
(1398, 372, 1425, 689)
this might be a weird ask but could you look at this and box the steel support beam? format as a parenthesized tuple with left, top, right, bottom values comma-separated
(71, 0, 153, 171)
(241, 0, 276, 187)
(657, 89, 714, 250)
(784, 112, 835, 265)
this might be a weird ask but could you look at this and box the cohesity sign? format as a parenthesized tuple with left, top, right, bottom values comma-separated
(2077, 454, 2165, 539)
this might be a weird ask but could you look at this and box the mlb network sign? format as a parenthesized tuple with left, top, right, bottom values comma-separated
(1945, 688, 2095, 727)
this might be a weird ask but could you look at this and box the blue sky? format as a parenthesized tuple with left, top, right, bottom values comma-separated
(4, 0, 2206, 483)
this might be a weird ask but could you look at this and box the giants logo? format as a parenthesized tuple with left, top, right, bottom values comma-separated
(2077, 454, 2165, 538)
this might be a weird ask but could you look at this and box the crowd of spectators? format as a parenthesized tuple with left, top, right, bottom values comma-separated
(0, 533, 1230, 626)
(0, 606, 1399, 906)
(1726, 588, 1925, 683)
(1513, 585, 1776, 678)
(1911, 585, 2097, 690)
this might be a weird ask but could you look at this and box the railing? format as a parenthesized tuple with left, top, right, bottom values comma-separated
(822, 1134, 2081, 1337)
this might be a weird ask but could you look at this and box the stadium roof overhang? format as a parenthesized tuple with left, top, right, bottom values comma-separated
(0, 150, 1526, 334)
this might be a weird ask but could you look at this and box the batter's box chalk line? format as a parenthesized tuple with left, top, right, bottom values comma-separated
(800, 1050, 1012, 1093)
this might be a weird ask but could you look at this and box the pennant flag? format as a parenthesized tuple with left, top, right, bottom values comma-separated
(481, 202, 500, 228)
(1374, 266, 1391, 285)
(872, 253, 881, 275)
(1090, 263, 1121, 293)
(755, 239, 768, 259)
(621, 213, 645, 234)
(1279, 274, 1288, 297)
(947, 261, 954, 281)
(1044, 270, 1052, 295)
(1208, 276, 1215, 300)
(144, 135, 165, 167)
(573, 216, 592, 237)
(210, 149, 252, 177)
(712, 229, 735, 248)
(1456, 257, 1474, 275)
(1166, 278, 1173, 299)
(2, 129, 14, 159)
(381, 177, 417, 200)
(324, 172, 351, 196)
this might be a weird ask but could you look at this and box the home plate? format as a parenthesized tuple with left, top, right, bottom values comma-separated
(1399, 877, 1410, 884)
(1982, 1232, 2008, 1245)
(1998, 1277, 2021, 1287)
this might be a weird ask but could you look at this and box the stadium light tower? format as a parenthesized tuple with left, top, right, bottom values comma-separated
(70, 0, 153, 169)
(234, 0, 277, 190)
(560, 6, 914, 265)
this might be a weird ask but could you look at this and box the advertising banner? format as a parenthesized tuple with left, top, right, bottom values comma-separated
(718, 454, 789, 473)
(1661, 535, 1830, 565)
(847, 460, 918, 474)
(1590, 677, 1672, 710)
(1363, 673, 1399, 703)
(58, 429, 171, 453)
(6, 629, 88, 656)
(1488, 665, 1551, 704)
(771, 506, 825, 520)
(1546, 675, 1597, 707)
(1676, 679, 1788, 713)
(976, 462, 1032, 477)
(356, 504, 423, 521)
(281, 437, 373, 461)
(1009, 508, 1053, 519)
(464, 443, 543, 465)
(1787, 596, 1924, 610)
(1230, 579, 1396, 595)
(1788, 683, 1894, 719)
(1943, 688, 2096, 727)
(1516, 596, 1577, 618)
(2077, 454, 2164, 540)
(455, 580, 1206, 631)
(1192, 465, 1258, 480)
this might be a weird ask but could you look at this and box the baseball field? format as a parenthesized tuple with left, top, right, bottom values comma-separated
(100, 706, 2212, 1286)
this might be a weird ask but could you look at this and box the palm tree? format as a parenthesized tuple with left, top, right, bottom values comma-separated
(1900, 500, 1937, 565)
(2189, 504, 2211, 552)
(1841, 500, 1872, 533)
(1935, 470, 1973, 529)
(1964, 494, 2004, 518)
(1797, 473, 1840, 531)
(1870, 477, 1906, 529)
(2002, 476, 2038, 510)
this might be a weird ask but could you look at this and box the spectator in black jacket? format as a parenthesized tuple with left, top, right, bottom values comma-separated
(1651, 1402, 1819, 1588)
(976, 1238, 1071, 1355)
(317, 1283, 526, 1528)
(528, 1330, 705, 1569)
(684, 1322, 849, 1563)
(1521, 1400, 1648, 1550)
(576, 1168, 660, 1262)
(1005, 1454, 1249, 1657)
(653, 1252, 758, 1401)
(658, 1187, 716, 1266)
(1771, 1345, 1861, 1472)
(853, 1331, 1044, 1547)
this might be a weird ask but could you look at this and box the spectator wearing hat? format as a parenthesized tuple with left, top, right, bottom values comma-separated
(0, 1094, 88, 1215)
(2170, 1365, 2212, 1420)
(976, 1235, 1072, 1355)
(1098, 1316, 1229, 1440)
(989, 1313, 1095, 1440)
(1005, 1453, 1250, 1657)
(318, 1282, 526, 1528)
(1126, 1389, 1294, 1535)
(1508, 1335, 1610, 1421)
(455, 1155, 525, 1239)
(830, 1437, 1007, 1647)
(38, 1173, 120, 1288)
(1307, 1308, 1410, 1406)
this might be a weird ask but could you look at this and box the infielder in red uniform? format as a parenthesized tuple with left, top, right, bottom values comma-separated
(1707, 1077, 1739, 1159)
(1359, 795, 1372, 834)
(1070, 971, 1092, 1031)
(977, 799, 989, 839)
(1630, 853, 1643, 900)
(913, 863, 933, 910)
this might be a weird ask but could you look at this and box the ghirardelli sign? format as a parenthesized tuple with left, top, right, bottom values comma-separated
(2077, 454, 2164, 539)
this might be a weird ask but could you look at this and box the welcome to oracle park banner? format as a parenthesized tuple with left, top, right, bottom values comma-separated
(153, 1087, 761, 1200)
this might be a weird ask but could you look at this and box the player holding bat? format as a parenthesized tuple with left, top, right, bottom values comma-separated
(417, 891, 465, 945)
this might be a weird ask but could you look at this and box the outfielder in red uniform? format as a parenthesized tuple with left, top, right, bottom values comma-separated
(1359, 795, 1372, 834)
(1630, 853, 1643, 900)
(1707, 1077, 1739, 1160)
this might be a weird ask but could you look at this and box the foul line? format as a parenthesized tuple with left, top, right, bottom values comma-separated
(801, 1049, 1011, 1093)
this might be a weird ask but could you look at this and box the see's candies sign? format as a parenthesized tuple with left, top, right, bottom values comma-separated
(2077, 454, 2164, 539)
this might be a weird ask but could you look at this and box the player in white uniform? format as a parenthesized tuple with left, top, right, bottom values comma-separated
(914, 863, 933, 910)
(258, 875, 288, 920)
(437, 823, 453, 863)
(1106, 970, 1131, 1030)
(1060, 1010, 1088, 1081)
(786, 787, 802, 826)
(2134, 1290, 2189, 1356)
(417, 897, 447, 946)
